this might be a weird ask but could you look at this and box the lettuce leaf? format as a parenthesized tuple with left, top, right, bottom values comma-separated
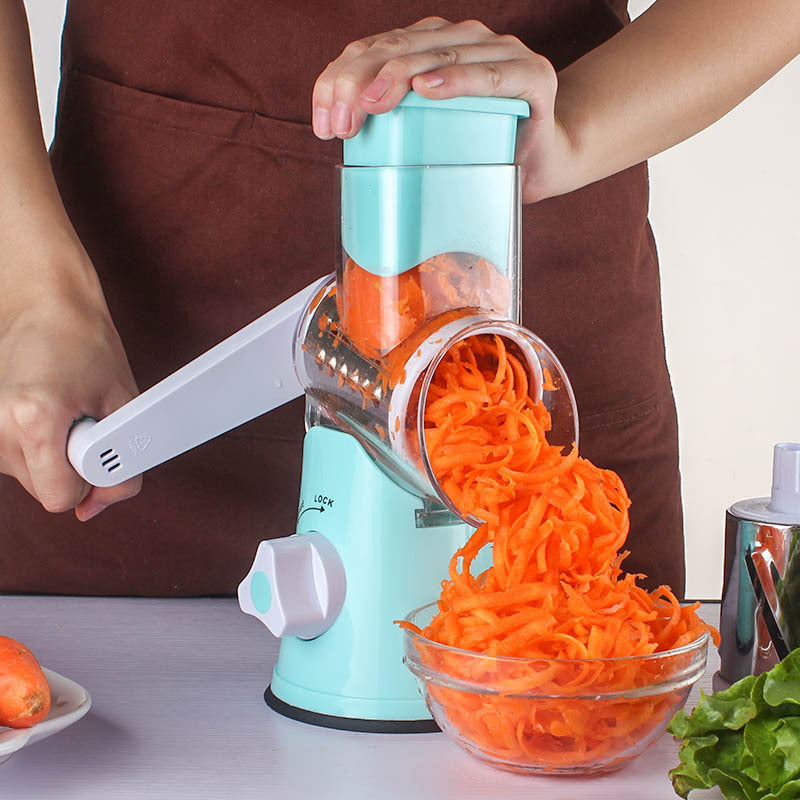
(669, 733, 720, 796)
(762, 778, 800, 800)
(763, 653, 800, 710)
(668, 648, 800, 799)
(668, 677, 758, 739)
(743, 717, 800, 790)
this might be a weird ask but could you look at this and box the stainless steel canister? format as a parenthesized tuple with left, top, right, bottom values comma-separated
(715, 443, 800, 691)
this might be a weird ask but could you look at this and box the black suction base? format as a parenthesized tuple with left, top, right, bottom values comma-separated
(264, 686, 440, 734)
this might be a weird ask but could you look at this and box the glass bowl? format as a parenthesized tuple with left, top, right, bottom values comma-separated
(402, 602, 709, 775)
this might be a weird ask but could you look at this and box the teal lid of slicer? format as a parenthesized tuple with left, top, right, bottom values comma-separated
(343, 92, 530, 166)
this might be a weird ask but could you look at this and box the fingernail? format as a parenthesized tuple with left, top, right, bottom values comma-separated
(362, 77, 390, 103)
(421, 73, 445, 88)
(313, 106, 332, 139)
(80, 503, 107, 522)
(331, 102, 352, 135)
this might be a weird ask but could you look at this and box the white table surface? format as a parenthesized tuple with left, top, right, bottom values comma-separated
(1, 596, 725, 800)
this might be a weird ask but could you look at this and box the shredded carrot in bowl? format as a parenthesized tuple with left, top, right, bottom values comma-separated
(402, 602, 710, 772)
(398, 333, 719, 773)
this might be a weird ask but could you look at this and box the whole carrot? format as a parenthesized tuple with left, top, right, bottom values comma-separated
(0, 636, 51, 728)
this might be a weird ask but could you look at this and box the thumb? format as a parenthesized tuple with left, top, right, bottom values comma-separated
(75, 477, 143, 522)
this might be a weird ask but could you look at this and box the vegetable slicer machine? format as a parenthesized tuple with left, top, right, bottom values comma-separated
(67, 93, 578, 732)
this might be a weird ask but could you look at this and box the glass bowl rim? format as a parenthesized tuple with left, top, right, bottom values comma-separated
(402, 602, 709, 700)
(403, 600, 710, 667)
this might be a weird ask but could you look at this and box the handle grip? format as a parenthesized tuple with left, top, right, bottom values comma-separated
(66, 276, 329, 487)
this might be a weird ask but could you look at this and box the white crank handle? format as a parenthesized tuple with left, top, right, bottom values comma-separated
(67, 276, 330, 487)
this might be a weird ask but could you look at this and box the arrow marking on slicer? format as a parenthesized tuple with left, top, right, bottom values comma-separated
(298, 506, 326, 520)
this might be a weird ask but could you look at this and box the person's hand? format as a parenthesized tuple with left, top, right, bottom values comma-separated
(0, 246, 142, 521)
(0, 0, 141, 522)
(312, 17, 574, 202)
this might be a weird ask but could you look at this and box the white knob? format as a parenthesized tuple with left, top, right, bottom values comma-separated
(237, 533, 346, 639)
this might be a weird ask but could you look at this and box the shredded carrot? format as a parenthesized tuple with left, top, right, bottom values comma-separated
(405, 333, 719, 770)
(338, 255, 511, 360)
(339, 257, 426, 358)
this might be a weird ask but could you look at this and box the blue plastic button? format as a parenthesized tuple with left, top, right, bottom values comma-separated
(250, 570, 272, 614)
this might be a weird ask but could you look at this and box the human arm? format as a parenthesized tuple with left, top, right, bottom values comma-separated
(311, 0, 800, 202)
(0, 0, 141, 519)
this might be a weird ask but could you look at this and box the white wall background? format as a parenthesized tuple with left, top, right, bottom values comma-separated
(23, 1, 800, 599)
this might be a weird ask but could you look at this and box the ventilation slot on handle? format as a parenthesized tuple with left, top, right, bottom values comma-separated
(100, 449, 122, 473)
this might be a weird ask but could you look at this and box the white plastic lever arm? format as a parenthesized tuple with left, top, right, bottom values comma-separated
(67, 276, 329, 488)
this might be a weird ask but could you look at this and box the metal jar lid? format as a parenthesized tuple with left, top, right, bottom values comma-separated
(729, 443, 800, 524)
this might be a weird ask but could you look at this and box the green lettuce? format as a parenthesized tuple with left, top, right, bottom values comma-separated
(668, 649, 800, 799)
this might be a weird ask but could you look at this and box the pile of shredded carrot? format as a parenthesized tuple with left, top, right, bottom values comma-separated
(400, 334, 719, 770)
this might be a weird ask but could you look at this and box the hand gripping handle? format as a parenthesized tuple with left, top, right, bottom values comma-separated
(67, 277, 329, 487)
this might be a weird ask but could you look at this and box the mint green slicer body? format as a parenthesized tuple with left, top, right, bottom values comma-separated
(239, 93, 572, 733)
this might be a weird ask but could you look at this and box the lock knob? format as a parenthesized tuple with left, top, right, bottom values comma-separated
(237, 533, 346, 639)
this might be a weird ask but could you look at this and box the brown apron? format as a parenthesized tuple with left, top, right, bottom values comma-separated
(0, 0, 685, 597)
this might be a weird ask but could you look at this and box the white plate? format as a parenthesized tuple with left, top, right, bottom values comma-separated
(0, 668, 91, 765)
